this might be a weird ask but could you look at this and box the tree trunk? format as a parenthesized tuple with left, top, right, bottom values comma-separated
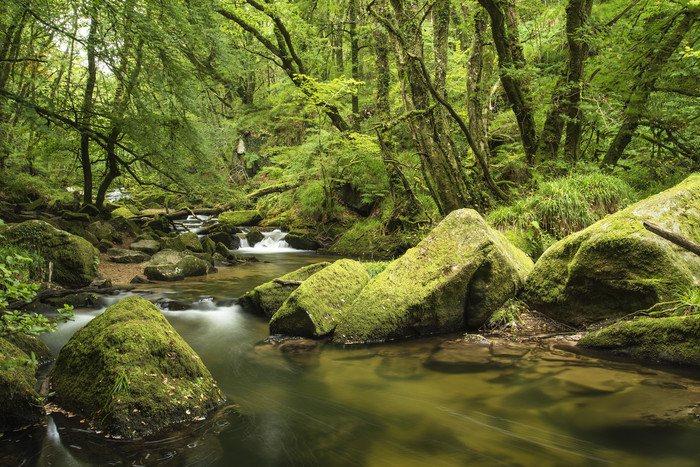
(80, 13, 98, 206)
(601, 10, 697, 170)
(467, 8, 491, 167)
(349, 0, 360, 128)
(372, 22, 391, 117)
(477, 0, 538, 164)
(536, 0, 594, 164)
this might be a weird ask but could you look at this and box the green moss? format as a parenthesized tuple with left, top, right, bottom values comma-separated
(523, 174, 700, 325)
(218, 210, 262, 226)
(1, 220, 99, 288)
(579, 315, 700, 366)
(111, 207, 137, 219)
(327, 218, 414, 259)
(0, 338, 44, 432)
(239, 262, 331, 318)
(179, 232, 203, 253)
(5, 334, 53, 364)
(50, 296, 225, 439)
(333, 209, 533, 343)
(270, 259, 370, 337)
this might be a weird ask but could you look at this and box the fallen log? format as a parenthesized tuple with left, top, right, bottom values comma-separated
(7, 284, 133, 310)
(642, 221, 700, 258)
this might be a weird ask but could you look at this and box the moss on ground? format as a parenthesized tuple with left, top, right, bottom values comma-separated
(49, 296, 225, 439)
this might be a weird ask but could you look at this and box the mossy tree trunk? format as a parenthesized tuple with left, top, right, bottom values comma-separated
(601, 9, 698, 170)
(536, 0, 595, 164)
(477, 0, 538, 165)
(80, 11, 98, 206)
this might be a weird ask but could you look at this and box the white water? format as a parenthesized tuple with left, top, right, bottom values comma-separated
(237, 229, 301, 254)
(173, 214, 216, 234)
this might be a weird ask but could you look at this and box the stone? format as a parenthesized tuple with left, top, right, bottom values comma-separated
(179, 232, 203, 253)
(107, 248, 151, 264)
(200, 236, 216, 256)
(206, 231, 239, 249)
(578, 315, 700, 366)
(87, 221, 121, 243)
(523, 174, 700, 325)
(49, 296, 225, 439)
(0, 338, 44, 432)
(245, 229, 263, 246)
(144, 214, 170, 234)
(5, 334, 53, 365)
(160, 235, 186, 252)
(111, 206, 137, 219)
(269, 259, 370, 338)
(284, 230, 319, 250)
(144, 249, 209, 281)
(130, 239, 160, 255)
(130, 275, 151, 284)
(218, 210, 262, 226)
(239, 262, 331, 318)
(97, 239, 114, 253)
(0, 220, 100, 288)
(332, 209, 533, 343)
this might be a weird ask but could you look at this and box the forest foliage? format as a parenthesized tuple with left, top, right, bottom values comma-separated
(0, 0, 698, 241)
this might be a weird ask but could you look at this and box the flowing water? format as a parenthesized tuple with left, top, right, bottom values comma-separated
(2, 247, 700, 466)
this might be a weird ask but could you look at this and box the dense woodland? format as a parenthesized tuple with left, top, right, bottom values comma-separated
(0, 0, 699, 254)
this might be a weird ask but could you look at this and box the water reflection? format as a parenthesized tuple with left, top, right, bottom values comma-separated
(2, 254, 699, 466)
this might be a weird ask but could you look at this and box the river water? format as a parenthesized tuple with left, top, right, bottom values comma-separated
(2, 245, 700, 466)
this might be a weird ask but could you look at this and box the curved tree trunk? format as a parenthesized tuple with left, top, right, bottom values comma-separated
(601, 10, 698, 170)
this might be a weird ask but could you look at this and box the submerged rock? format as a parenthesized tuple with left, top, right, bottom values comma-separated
(578, 315, 700, 366)
(333, 209, 533, 343)
(0, 220, 99, 288)
(239, 262, 330, 318)
(269, 259, 370, 338)
(0, 338, 45, 432)
(49, 296, 225, 439)
(523, 174, 700, 325)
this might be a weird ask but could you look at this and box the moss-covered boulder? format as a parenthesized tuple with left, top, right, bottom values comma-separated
(239, 262, 331, 318)
(269, 259, 369, 338)
(245, 229, 264, 246)
(179, 232, 203, 253)
(333, 209, 533, 344)
(284, 230, 319, 250)
(160, 235, 186, 252)
(0, 220, 99, 288)
(144, 250, 209, 281)
(111, 206, 137, 219)
(523, 174, 700, 326)
(0, 338, 44, 432)
(49, 296, 225, 439)
(578, 315, 700, 366)
(107, 248, 151, 264)
(218, 210, 261, 227)
(87, 221, 121, 243)
(5, 334, 53, 365)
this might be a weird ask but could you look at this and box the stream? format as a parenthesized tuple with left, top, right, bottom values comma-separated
(2, 237, 700, 466)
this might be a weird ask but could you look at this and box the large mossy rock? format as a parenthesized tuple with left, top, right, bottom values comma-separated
(239, 262, 331, 318)
(0, 338, 44, 432)
(49, 296, 225, 439)
(218, 210, 261, 227)
(333, 209, 533, 344)
(284, 230, 319, 250)
(0, 220, 99, 288)
(269, 259, 370, 338)
(144, 250, 209, 281)
(523, 174, 700, 326)
(578, 315, 700, 366)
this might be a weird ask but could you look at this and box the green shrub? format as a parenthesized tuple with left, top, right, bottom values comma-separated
(488, 173, 637, 239)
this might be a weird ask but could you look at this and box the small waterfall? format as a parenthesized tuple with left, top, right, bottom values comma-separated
(237, 229, 297, 253)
